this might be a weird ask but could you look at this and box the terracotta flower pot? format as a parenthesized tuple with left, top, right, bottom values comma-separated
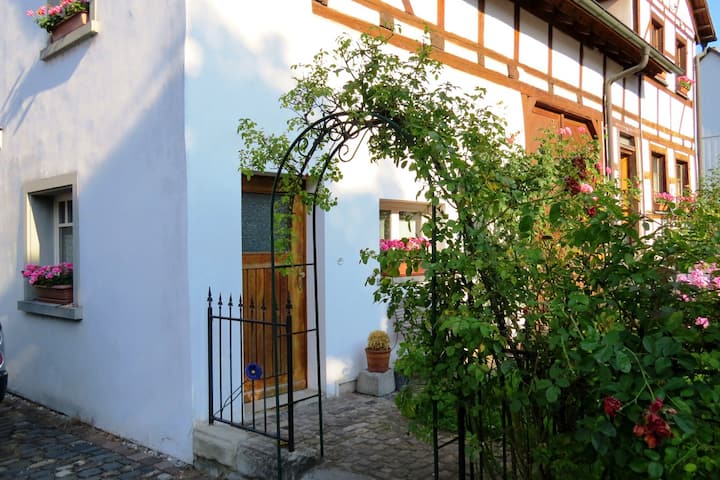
(365, 348, 391, 373)
(382, 262, 426, 277)
(34, 285, 73, 305)
(51, 12, 88, 42)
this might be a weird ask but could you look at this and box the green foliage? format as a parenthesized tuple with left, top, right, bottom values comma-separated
(237, 34, 720, 479)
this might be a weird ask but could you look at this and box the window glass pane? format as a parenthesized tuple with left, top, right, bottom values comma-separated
(676, 162, 689, 193)
(652, 154, 666, 194)
(242, 193, 291, 253)
(676, 39, 687, 72)
(59, 226, 73, 264)
(58, 201, 66, 224)
(398, 211, 421, 238)
(67, 200, 73, 223)
(379, 210, 390, 240)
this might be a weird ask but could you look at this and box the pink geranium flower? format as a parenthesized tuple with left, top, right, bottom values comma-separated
(695, 316, 710, 329)
(21, 263, 73, 287)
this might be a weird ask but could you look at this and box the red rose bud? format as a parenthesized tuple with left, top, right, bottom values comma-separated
(603, 396, 622, 418)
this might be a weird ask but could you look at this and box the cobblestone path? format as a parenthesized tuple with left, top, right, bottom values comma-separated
(0, 394, 207, 480)
(0, 392, 467, 479)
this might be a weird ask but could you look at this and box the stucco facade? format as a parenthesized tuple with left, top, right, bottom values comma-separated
(699, 47, 720, 176)
(0, 0, 713, 464)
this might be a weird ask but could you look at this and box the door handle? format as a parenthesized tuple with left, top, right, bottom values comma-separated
(297, 270, 306, 289)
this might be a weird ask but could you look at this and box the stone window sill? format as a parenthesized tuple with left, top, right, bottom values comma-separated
(40, 20, 100, 61)
(17, 300, 82, 321)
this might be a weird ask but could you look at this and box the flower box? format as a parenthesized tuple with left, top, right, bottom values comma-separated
(26, 0, 91, 40)
(51, 12, 88, 42)
(21, 263, 74, 304)
(383, 262, 426, 277)
(676, 75, 694, 97)
(34, 285, 73, 305)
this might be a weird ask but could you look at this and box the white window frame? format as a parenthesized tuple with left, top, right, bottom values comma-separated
(54, 193, 74, 264)
(379, 199, 431, 240)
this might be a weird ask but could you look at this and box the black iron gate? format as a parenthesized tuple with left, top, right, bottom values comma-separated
(207, 285, 294, 443)
(207, 262, 323, 479)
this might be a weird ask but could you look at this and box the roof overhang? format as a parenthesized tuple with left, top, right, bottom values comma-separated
(689, 0, 717, 45)
(516, 0, 683, 76)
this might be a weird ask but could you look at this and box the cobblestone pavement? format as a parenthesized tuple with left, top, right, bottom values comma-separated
(294, 393, 463, 480)
(0, 394, 208, 480)
(1, 392, 464, 480)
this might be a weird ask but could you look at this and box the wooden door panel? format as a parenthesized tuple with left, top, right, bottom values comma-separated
(241, 177, 307, 403)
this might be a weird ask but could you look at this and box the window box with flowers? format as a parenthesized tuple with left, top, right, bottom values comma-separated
(27, 0, 100, 61)
(377, 238, 429, 278)
(21, 263, 74, 304)
(676, 75, 694, 97)
(18, 262, 81, 321)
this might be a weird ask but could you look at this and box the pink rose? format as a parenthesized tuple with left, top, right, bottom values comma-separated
(695, 316, 710, 329)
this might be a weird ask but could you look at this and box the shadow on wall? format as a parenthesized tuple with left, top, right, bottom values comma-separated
(0, 21, 88, 135)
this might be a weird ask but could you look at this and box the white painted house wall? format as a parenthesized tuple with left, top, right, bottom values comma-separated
(0, 0, 193, 462)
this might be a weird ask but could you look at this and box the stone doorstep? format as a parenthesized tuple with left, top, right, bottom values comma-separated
(193, 421, 318, 480)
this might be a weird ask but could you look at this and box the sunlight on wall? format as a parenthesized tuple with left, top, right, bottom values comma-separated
(326, 356, 354, 386)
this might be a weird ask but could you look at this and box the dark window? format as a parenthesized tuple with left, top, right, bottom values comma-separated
(652, 152, 667, 211)
(676, 160, 689, 196)
(651, 19, 664, 52)
(676, 38, 687, 73)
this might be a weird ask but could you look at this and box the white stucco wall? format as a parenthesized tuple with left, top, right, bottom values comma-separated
(0, 0, 192, 461)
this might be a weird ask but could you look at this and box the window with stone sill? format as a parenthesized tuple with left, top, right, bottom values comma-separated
(17, 174, 82, 321)
(40, 0, 100, 61)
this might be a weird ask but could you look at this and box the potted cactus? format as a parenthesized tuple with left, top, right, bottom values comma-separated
(365, 330, 391, 373)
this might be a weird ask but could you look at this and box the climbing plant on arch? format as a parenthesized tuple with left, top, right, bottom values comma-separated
(238, 33, 720, 479)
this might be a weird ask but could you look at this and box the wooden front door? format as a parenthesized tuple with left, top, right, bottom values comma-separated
(241, 176, 307, 401)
